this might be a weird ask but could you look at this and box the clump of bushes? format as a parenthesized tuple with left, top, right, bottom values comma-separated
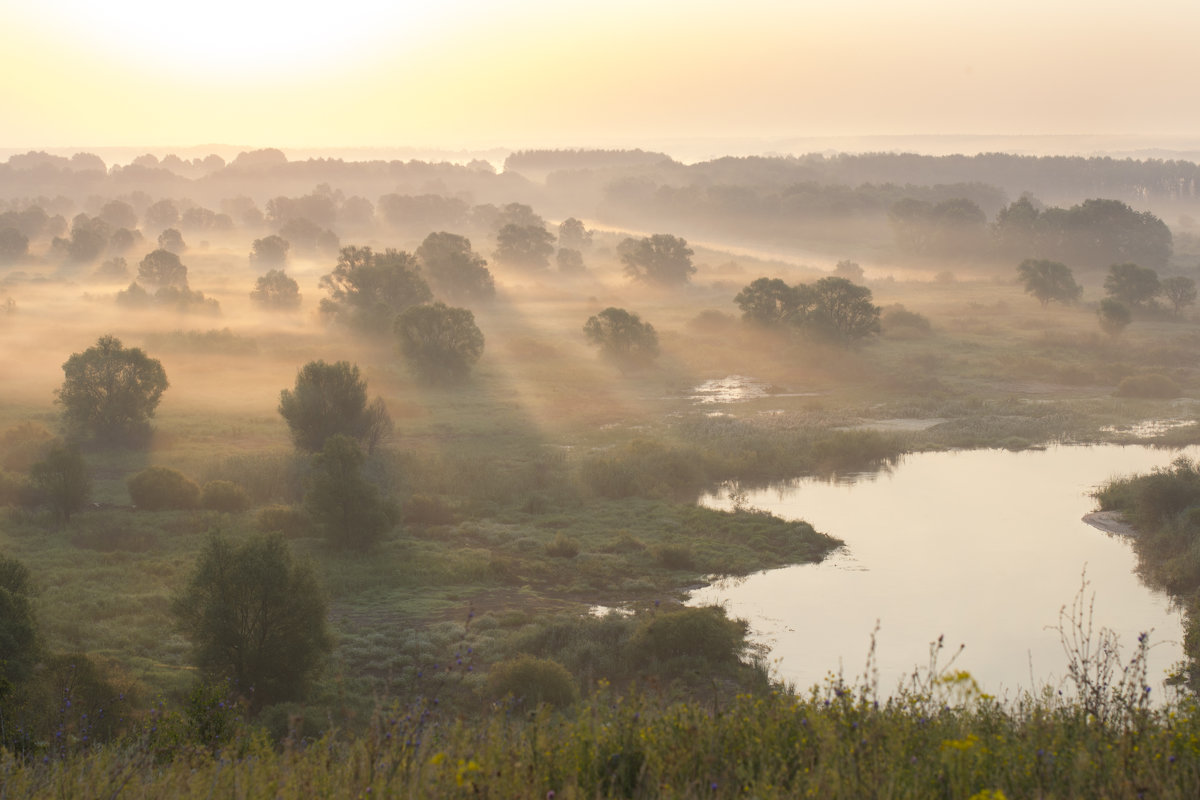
(200, 480, 250, 512)
(545, 533, 581, 558)
(1115, 373, 1180, 399)
(127, 466, 200, 510)
(629, 606, 747, 667)
(487, 655, 578, 708)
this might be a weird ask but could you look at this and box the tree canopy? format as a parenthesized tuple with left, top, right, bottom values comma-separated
(416, 232, 495, 303)
(493, 224, 555, 270)
(394, 302, 486, 383)
(304, 435, 397, 551)
(618, 234, 696, 285)
(28, 442, 91, 523)
(58, 336, 169, 446)
(250, 269, 301, 310)
(1161, 276, 1197, 317)
(804, 277, 882, 343)
(1098, 298, 1132, 336)
(319, 246, 432, 334)
(583, 307, 660, 368)
(734, 277, 801, 326)
(137, 249, 189, 289)
(1104, 263, 1161, 308)
(172, 533, 331, 711)
(278, 360, 391, 452)
(1017, 259, 1082, 307)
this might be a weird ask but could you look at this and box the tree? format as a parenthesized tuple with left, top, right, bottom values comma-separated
(557, 217, 593, 251)
(172, 533, 331, 711)
(157, 228, 186, 254)
(1017, 259, 1082, 307)
(143, 199, 180, 230)
(304, 435, 396, 550)
(28, 442, 91, 523)
(583, 307, 659, 368)
(394, 302, 485, 383)
(734, 277, 803, 326)
(249, 269, 301, 310)
(137, 248, 188, 289)
(98, 200, 137, 230)
(556, 248, 585, 274)
(1098, 298, 1132, 336)
(1104, 262, 1161, 308)
(278, 360, 390, 452)
(1161, 276, 1197, 317)
(618, 234, 696, 285)
(803, 277, 881, 344)
(319, 246, 432, 335)
(833, 260, 865, 282)
(493, 224, 555, 270)
(250, 235, 290, 267)
(58, 335, 169, 445)
(416, 232, 495, 303)
(0, 555, 38, 688)
(0, 227, 29, 264)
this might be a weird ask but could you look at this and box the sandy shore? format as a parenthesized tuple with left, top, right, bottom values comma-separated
(1082, 510, 1138, 537)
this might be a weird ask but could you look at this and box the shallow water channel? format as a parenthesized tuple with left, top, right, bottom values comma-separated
(690, 445, 1198, 698)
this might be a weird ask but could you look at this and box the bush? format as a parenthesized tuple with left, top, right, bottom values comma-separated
(545, 533, 581, 558)
(200, 480, 251, 512)
(652, 543, 695, 570)
(487, 655, 578, 708)
(1115, 373, 1180, 399)
(629, 606, 747, 667)
(255, 505, 313, 538)
(127, 466, 200, 510)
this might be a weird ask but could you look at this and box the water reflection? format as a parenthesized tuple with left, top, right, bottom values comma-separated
(691, 445, 1196, 698)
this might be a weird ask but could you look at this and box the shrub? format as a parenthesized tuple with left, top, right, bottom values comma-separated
(629, 606, 747, 667)
(255, 505, 313, 538)
(652, 543, 695, 570)
(487, 655, 578, 708)
(200, 480, 251, 512)
(545, 533, 581, 558)
(881, 304, 933, 336)
(127, 466, 200, 510)
(1115, 373, 1180, 399)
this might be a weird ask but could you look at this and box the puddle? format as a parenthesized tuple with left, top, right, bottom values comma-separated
(1100, 419, 1196, 439)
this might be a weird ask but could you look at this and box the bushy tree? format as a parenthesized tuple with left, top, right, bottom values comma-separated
(556, 248, 585, 274)
(803, 277, 881, 343)
(1017, 259, 1082, 307)
(137, 248, 188, 289)
(127, 466, 200, 510)
(172, 533, 331, 711)
(734, 277, 801, 326)
(416, 232, 494, 303)
(493, 223, 555, 270)
(157, 228, 186, 254)
(618, 234, 695, 285)
(583, 307, 659, 368)
(0, 555, 38, 687)
(319, 246, 432, 334)
(304, 435, 396, 550)
(28, 442, 91, 523)
(0, 227, 29, 264)
(143, 199, 180, 230)
(250, 235, 290, 267)
(1160, 275, 1197, 316)
(249, 269, 301, 310)
(1104, 262, 1161, 308)
(394, 302, 485, 383)
(557, 217, 593, 251)
(278, 360, 391, 452)
(58, 335, 169, 445)
(1098, 297, 1132, 336)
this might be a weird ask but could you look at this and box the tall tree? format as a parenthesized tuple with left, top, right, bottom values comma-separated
(1104, 263, 1161, 308)
(394, 302, 485, 383)
(304, 435, 396, 550)
(28, 442, 91, 523)
(618, 234, 696, 285)
(416, 232, 495, 303)
(1017, 259, 1082, 307)
(583, 307, 660, 368)
(1161, 275, 1198, 317)
(278, 360, 390, 452)
(319, 246, 432, 334)
(58, 336, 169, 446)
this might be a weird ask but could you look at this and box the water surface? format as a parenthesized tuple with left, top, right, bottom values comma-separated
(691, 445, 1195, 697)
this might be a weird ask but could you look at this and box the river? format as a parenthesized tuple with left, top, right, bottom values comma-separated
(690, 444, 1195, 698)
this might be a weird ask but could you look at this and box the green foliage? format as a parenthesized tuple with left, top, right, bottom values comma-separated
(319, 245, 432, 334)
(0, 421, 55, 472)
(249, 268, 301, 310)
(804, 276, 882, 343)
(394, 302, 485, 383)
(618, 233, 696, 284)
(1105, 262, 1161, 308)
(544, 532, 580, 558)
(278, 360, 391, 452)
(172, 532, 332, 711)
(0, 554, 37, 686)
(487, 655, 578, 708)
(582, 307, 659, 368)
(1115, 373, 1180, 399)
(1017, 258, 1082, 307)
(200, 480, 251, 512)
(580, 439, 704, 500)
(416, 231, 495, 303)
(304, 435, 397, 550)
(127, 466, 200, 510)
(1098, 297, 1132, 336)
(58, 335, 169, 446)
(734, 277, 800, 326)
(28, 441, 91, 522)
(629, 605, 746, 668)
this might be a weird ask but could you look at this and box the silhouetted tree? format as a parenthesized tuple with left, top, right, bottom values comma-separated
(278, 360, 391, 452)
(734, 277, 802, 326)
(618, 234, 695, 285)
(803, 277, 881, 344)
(1161, 276, 1197, 317)
(394, 302, 485, 383)
(1104, 263, 1161, 308)
(494, 223, 555, 270)
(98, 201, 137, 230)
(250, 235, 289, 266)
(28, 442, 91, 523)
(304, 435, 396, 550)
(172, 533, 331, 711)
(583, 307, 659, 368)
(556, 248, 585, 274)
(0, 555, 38, 687)
(319, 246, 432, 335)
(1017, 259, 1082, 307)
(137, 248, 188, 289)
(416, 232, 494, 303)
(557, 217, 593, 250)
(833, 260, 865, 282)
(250, 269, 301, 310)
(1098, 298, 1132, 336)
(58, 335, 169, 445)
(143, 199, 180, 230)
(0, 228, 28, 264)
(157, 228, 186, 254)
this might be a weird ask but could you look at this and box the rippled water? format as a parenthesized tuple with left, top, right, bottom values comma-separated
(691, 445, 1196, 697)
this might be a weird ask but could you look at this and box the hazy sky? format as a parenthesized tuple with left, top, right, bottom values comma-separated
(3, 0, 1199, 150)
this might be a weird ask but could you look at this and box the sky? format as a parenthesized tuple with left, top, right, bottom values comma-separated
(3, 0, 1200, 153)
